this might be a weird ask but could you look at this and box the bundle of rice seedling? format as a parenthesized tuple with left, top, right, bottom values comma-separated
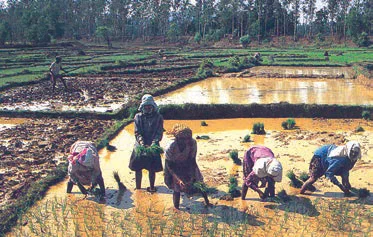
(113, 171, 127, 191)
(286, 170, 303, 188)
(106, 144, 117, 152)
(357, 188, 370, 198)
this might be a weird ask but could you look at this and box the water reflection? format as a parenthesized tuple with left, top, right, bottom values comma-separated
(249, 66, 355, 78)
(157, 76, 373, 105)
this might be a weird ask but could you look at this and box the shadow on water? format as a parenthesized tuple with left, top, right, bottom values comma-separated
(184, 203, 264, 227)
(264, 196, 320, 217)
(84, 188, 135, 209)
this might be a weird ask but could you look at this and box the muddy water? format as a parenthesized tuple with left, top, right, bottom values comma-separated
(9, 118, 373, 236)
(248, 66, 355, 78)
(156, 68, 372, 105)
(0, 117, 27, 131)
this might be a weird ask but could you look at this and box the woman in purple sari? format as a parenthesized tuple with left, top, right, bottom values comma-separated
(242, 145, 283, 200)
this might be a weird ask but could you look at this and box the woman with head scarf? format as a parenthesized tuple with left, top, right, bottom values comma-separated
(242, 145, 283, 200)
(129, 94, 164, 193)
(67, 141, 105, 202)
(164, 124, 210, 210)
(300, 141, 361, 195)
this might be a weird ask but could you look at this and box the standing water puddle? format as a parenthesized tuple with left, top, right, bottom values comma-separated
(9, 118, 373, 236)
(156, 67, 372, 105)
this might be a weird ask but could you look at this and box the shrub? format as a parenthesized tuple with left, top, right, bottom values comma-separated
(281, 118, 296, 130)
(362, 110, 371, 120)
(242, 134, 251, 142)
(194, 32, 201, 44)
(239, 35, 251, 48)
(252, 122, 265, 135)
(196, 59, 214, 78)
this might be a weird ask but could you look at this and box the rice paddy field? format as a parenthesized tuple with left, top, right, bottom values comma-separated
(0, 42, 372, 236)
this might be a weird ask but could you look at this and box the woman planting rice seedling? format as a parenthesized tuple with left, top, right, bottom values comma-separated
(300, 141, 362, 196)
(67, 140, 105, 202)
(164, 124, 210, 210)
(241, 145, 283, 200)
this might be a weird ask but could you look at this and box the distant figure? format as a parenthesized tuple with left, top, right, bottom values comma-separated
(164, 124, 210, 210)
(254, 52, 262, 62)
(300, 141, 361, 196)
(242, 145, 283, 200)
(268, 55, 275, 63)
(324, 51, 329, 61)
(49, 56, 68, 92)
(67, 141, 105, 202)
(129, 94, 164, 193)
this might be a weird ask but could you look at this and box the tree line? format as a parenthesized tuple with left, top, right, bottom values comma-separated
(0, 0, 371, 46)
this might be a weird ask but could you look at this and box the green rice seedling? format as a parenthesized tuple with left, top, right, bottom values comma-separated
(357, 188, 370, 198)
(229, 149, 241, 165)
(281, 118, 296, 130)
(228, 176, 241, 198)
(355, 126, 365, 132)
(106, 143, 117, 151)
(298, 172, 309, 182)
(252, 122, 266, 135)
(242, 134, 251, 142)
(362, 110, 371, 120)
(200, 121, 208, 126)
(196, 135, 210, 140)
(286, 170, 303, 188)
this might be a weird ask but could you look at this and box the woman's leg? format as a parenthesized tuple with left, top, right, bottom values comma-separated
(67, 179, 74, 193)
(267, 178, 275, 197)
(149, 171, 156, 191)
(201, 191, 210, 206)
(135, 170, 142, 189)
(241, 183, 249, 200)
(96, 174, 106, 196)
(173, 191, 181, 209)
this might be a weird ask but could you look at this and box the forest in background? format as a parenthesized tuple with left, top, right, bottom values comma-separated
(0, 0, 371, 47)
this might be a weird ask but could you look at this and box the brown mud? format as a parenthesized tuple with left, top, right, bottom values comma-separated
(7, 118, 373, 236)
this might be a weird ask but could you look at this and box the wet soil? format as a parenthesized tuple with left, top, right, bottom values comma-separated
(0, 117, 115, 207)
(7, 118, 373, 236)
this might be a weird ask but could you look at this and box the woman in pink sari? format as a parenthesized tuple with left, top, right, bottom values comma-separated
(242, 145, 283, 200)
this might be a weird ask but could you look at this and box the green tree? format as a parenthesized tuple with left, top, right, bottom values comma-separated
(0, 21, 10, 45)
(96, 26, 112, 48)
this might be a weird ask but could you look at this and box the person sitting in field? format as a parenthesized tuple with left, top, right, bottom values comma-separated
(67, 141, 105, 202)
(242, 145, 283, 200)
(128, 94, 164, 193)
(300, 141, 361, 196)
(164, 124, 210, 210)
(49, 56, 68, 92)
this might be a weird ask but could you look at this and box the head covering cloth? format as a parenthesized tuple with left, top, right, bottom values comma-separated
(328, 141, 361, 162)
(167, 123, 192, 139)
(138, 94, 158, 113)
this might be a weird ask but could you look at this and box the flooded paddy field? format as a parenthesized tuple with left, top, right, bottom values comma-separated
(1, 45, 372, 236)
(156, 76, 373, 106)
(1, 66, 370, 112)
(6, 118, 373, 236)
